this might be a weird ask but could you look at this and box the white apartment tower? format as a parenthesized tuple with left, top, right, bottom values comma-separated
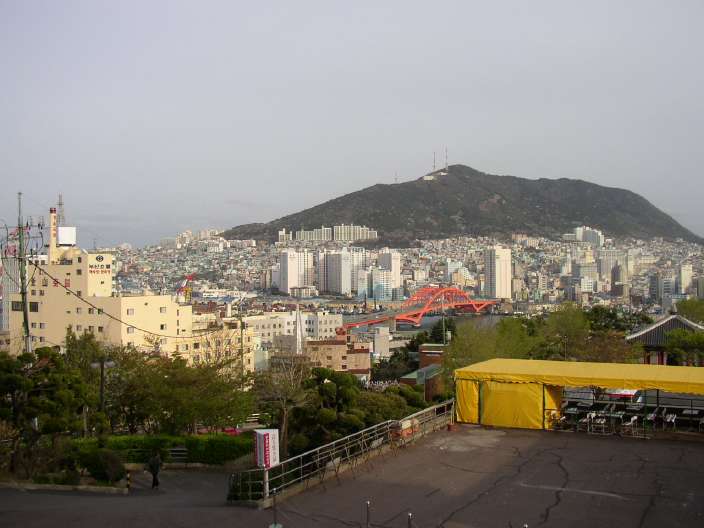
(378, 249, 401, 289)
(485, 246, 512, 299)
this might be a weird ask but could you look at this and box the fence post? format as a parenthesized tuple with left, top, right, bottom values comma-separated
(263, 468, 270, 499)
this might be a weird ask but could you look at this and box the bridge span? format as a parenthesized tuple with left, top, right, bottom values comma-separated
(340, 286, 496, 332)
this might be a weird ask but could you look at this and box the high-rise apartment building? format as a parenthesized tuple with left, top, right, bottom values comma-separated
(485, 246, 512, 299)
(597, 249, 628, 281)
(325, 251, 352, 296)
(678, 263, 693, 294)
(378, 249, 401, 289)
(574, 226, 605, 247)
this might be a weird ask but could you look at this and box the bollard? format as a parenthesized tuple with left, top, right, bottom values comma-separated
(126, 471, 131, 491)
(408, 512, 413, 528)
(366, 500, 371, 528)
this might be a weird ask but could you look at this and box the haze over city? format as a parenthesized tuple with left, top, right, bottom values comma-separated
(2, 1, 703, 246)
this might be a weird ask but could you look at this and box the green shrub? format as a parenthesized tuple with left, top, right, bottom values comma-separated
(184, 434, 253, 465)
(81, 448, 126, 484)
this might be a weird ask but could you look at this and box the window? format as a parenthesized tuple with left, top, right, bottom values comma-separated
(76, 269, 82, 275)
(76, 291, 82, 297)
(127, 308, 134, 316)
(176, 319, 180, 327)
(76, 325, 83, 331)
(177, 309, 180, 316)
(42, 278, 48, 287)
(160, 307, 167, 314)
(88, 308, 94, 314)
(127, 327, 135, 334)
(106, 264, 111, 269)
(39, 290, 44, 296)
(183, 344, 189, 351)
(11, 301, 22, 311)
(88, 326, 94, 333)
(31, 290, 36, 296)
(31, 322, 37, 329)
(160, 338, 167, 345)
(342, 365, 347, 370)
(160, 324, 166, 330)
(97, 309, 103, 315)
(98, 326, 104, 333)
(193, 343, 200, 350)
(77, 257, 82, 263)
(39, 337, 45, 343)
(39, 323, 46, 329)
(29, 302, 39, 312)
(76, 307, 82, 314)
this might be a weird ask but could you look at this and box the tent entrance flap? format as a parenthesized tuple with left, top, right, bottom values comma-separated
(455, 380, 479, 423)
(480, 381, 544, 430)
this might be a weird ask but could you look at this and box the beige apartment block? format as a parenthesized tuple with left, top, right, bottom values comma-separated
(7, 208, 193, 357)
(306, 337, 371, 379)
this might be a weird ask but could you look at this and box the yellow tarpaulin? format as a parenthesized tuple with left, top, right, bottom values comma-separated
(480, 381, 543, 429)
(455, 380, 478, 423)
(455, 359, 704, 395)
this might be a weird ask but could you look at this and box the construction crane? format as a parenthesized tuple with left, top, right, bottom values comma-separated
(176, 273, 196, 304)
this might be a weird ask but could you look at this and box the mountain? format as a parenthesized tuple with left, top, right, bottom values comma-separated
(222, 164, 701, 245)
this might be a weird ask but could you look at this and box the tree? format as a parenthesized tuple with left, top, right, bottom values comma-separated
(665, 329, 704, 366)
(371, 349, 418, 381)
(429, 318, 457, 344)
(0, 348, 88, 478)
(406, 331, 429, 352)
(254, 353, 311, 459)
(586, 306, 652, 333)
(542, 304, 590, 360)
(675, 299, 704, 325)
(577, 331, 642, 363)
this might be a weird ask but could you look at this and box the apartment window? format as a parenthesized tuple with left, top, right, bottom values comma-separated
(127, 308, 134, 316)
(341, 355, 347, 360)
(160, 307, 167, 314)
(183, 344, 189, 351)
(29, 302, 39, 312)
(127, 341, 133, 346)
(177, 309, 180, 316)
(176, 320, 180, 327)
(76, 307, 82, 314)
(127, 327, 135, 334)
(66, 291, 71, 296)
(326, 355, 332, 360)
(39, 290, 44, 296)
(39, 323, 46, 329)
(39, 337, 45, 343)
(31, 322, 37, 329)
(106, 264, 111, 269)
(76, 269, 82, 275)
(88, 308, 94, 315)
(42, 278, 48, 287)
(193, 343, 200, 350)
(11, 301, 22, 311)
(76, 291, 82, 297)
(98, 326, 104, 333)
(160, 338, 167, 345)
(342, 365, 347, 370)
(77, 257, 82, 263)
(98, 309, 103, 315)
(31, 290, 36, 296)
(160, 324, 166, 331)
(30, 278, 36, 287)
(88, 326, 94, 333)
(76, 325, 83, 331)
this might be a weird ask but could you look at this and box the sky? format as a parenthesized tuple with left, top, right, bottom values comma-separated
(1, 1, 703, 247)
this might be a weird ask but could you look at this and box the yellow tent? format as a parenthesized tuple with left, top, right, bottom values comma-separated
(454, 359, 704, 430)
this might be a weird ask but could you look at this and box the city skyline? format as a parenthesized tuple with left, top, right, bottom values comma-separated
(2, 2, 704, 246)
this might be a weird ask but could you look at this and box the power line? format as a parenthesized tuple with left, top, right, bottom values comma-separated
(24, 258, 228, 340)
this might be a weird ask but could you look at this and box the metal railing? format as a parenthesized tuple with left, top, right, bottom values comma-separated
(228, 399, 454, 503)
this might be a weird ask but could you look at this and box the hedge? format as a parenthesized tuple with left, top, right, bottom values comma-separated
(71, 433, 253, 465)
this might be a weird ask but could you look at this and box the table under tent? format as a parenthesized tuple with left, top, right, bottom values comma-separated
(454, 359, 704, 434)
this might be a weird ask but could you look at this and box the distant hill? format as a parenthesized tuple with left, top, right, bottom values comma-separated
(222, 164, 701, 245)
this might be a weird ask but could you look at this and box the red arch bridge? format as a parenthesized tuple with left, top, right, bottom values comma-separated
(341, 286, 496, 332)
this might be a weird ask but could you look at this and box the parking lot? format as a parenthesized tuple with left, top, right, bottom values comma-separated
(2, 425, 704, 527)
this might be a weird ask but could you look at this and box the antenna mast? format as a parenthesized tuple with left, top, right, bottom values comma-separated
(57, 193, 66, 226)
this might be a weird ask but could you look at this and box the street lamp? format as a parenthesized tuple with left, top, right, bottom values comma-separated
(90, 357, 116, 413)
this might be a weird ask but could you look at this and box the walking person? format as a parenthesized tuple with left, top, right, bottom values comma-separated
(147, 451, 162, 490)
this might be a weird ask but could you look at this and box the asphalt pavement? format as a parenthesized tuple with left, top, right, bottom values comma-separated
(2, 425, 704, 527)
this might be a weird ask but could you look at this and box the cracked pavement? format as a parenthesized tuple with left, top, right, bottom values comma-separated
(2, 425, 704, 527)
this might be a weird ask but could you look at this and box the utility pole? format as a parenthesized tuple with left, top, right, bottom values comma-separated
(17, 193, 32, 355)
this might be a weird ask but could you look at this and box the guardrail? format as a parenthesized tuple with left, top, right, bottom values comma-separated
(227, 399, 454, 504)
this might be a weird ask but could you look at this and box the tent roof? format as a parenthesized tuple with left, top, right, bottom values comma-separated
(454, 359, 704, 395)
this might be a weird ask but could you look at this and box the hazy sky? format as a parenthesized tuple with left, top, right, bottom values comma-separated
(2, 1, 703, 247)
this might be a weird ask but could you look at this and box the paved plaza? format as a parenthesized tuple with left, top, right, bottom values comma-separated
(2, 425, 704, 527)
